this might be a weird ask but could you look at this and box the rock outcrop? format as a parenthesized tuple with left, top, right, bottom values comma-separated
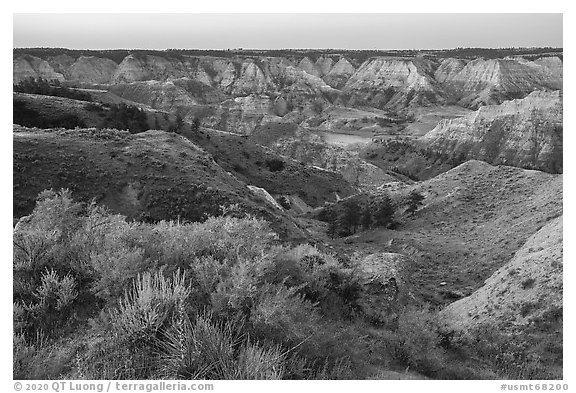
(356, 252, 416, 320)
(324, 57, 356, 88)
(247, 185, 283, 210)
(67, 56, 118, 84)
(108, 80, 199, 111)
(342, 57, 444, 110)
(420, 90, 563, 173)
(436, 57, 563, 108)
(14, 50, 563, 115)
(13, 55, 65, 84)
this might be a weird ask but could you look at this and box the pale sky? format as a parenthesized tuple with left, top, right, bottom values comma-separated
(13, 13, 563, 50)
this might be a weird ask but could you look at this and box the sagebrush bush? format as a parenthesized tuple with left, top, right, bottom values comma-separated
(453, 324, 561, 379)
(89, 243, 152, 301)
(15, 269, 79, 339)
(381, 307, 446, 375)
(125, 216, 276, 268)
(250, 285, 322, 346)
(258, 245, 362, 318)
(158, 312, 287, 379)
(13, 189, 370, 379)
(75, 332, 158, 379)
(109, 270, 190, 344)
(13, 334, 36, 379)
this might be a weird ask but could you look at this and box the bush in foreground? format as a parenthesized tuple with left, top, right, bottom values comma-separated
(13, 189, 364, 379)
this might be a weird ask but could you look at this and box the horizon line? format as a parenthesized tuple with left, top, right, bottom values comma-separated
(13, 46, 565, 51)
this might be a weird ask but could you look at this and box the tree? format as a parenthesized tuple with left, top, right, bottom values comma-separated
(167, 113, 184, 133)
(172, 114, 185, 133)
(326, 210, 338, 239)
(361, 205, 373, 230)
(406, 190, 425, 216)
(371, 195, 394, 228)
(340, 199, 361, 234)
(191, 117, 201, 132)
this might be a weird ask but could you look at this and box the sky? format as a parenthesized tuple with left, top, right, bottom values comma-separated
(13, 13, 563, 50)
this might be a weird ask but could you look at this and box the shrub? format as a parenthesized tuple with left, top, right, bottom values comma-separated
(250, 285, 321, 346)
(265, 158, 285, 172)
(109, 270, 190, 344)
(13, 189, 368, 379)
(29, 270, 78, 331)
(13, 334, 37, 379)
(521, 277, 536, 289)
(89, 244, 152, 301)
(103, 103, 149, 133)
(381, 307, 446, 376)
(339, 200, 362, 235)
(158, 312, 285, 379)
(248, 284, 356, 376)
(371, 195, 395, 228)
(406, 190, 425, 215)
(191, 117, 201, 132)
(136, 216, 276, 267)
(75, 332, 158, 379)
(453, 324, 558, 379)
(255, 245, 362, 318)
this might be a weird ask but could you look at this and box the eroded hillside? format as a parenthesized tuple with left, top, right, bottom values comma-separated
(12, 125, 323, 240)
(13, 49, 563, 133)
(12, 47, 564, 381)
(420, 90, 563, 173)
(321, 160, 562, 305)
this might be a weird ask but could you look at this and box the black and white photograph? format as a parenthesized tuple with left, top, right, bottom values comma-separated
(9, 8, 568, 385)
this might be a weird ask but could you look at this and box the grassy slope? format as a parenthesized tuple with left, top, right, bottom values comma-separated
(13, 91, 177, 131)
(13, 126, 309, 241)
(13, 92, 356, 210)
(179, 125, 356, 208)
(322, 160, 562, 306)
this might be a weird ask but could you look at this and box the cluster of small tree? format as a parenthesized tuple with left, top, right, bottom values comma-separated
(14, 48, 131, 64)
(167, 114, 201, 134)
(166, 113, 184, 133)
(406, 190, 425, 215)
(325, 195, 396, 239)
(103, 103, 149, 134)
(324, 190, 425, 238)
(14, 77, 92, 101)
(423, 46, 563, 60)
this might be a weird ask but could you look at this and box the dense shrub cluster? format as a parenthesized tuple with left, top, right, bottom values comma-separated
(13, 95, 149, 133)
(265, 158, 286, 172)
(14, 190, 555, 380)
(13, 101, 87, 129)
(321, 195, 397, 238)
(14, 77, 92, 101)
(101, 103, 149, 134)
(13, 190, 364, 379)
(448, 323, 563, 380)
